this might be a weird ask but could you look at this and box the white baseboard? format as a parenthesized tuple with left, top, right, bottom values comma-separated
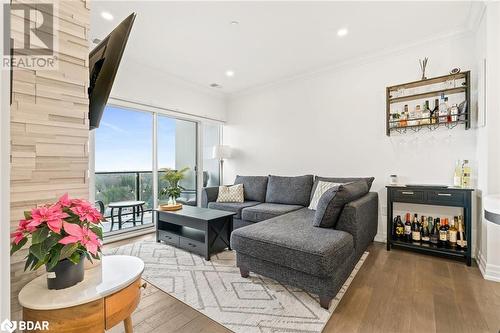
(477, 250, 500, 282)
(374, 232, 386, 243)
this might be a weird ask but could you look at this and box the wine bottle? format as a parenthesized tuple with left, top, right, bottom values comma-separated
(445, 218, 450, 247)
(461, 160, 472, 188)
(421, 216, 430, 243)
(445, 97, 452, 123)
(454, 160, 463, 187)
(395, 215, 404, 240)
(439, 94, 449, 123)
(449, 217, 458, 249)
(404, 212, 412, 242)
(432, 99, 439, 124)
(412, 214, 421, 243)
(457, 216, 467, 249)
(422, 101, 431, 124)
(450, 104, 459, 122)
(401, 104, 409, 127)
(438, 218, 447, 248)
(430, 217, 439, 245)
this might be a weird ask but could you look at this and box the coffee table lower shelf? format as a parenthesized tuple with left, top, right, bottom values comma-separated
(155, 207, 235, 260)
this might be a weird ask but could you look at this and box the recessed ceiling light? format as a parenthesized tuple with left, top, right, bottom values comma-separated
(230, 21, 239, 25)
(210, 83, 222, 88)
(225, 70, 235, 77)
(337, 28, 348, 37)
(101, 11, 114, 21)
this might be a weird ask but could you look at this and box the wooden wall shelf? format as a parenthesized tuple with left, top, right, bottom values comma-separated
(389, 86, 467, 104)
(386, 71, 471, 136)
(387, 72, 467, 91)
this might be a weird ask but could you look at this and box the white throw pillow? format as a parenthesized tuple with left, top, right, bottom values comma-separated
(216, 184, 244, 203)
(308, 181, 342, 210)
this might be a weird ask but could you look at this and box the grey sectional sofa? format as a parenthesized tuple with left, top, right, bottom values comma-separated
(201, 175, 378, 309)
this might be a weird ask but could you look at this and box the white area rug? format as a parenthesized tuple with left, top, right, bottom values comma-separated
(105, 240, 368, 333)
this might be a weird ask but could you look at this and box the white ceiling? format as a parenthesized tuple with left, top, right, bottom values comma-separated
(91, 1, 481, 94)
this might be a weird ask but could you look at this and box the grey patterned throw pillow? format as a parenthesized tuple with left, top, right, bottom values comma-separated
(308, 181, 343, 210)
(313, 181, 369, 228)
(216, 184, 244, 203)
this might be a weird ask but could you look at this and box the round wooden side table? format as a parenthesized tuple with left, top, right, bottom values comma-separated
(18, 255, 145, 333)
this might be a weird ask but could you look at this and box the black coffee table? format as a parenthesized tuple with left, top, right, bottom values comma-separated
(155, 206, 235, 260)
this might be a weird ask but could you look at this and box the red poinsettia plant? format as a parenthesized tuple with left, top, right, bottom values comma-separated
(10, 194, 104, 271)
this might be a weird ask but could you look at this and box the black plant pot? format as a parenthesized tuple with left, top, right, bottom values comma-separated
(46, 256, 85, 290)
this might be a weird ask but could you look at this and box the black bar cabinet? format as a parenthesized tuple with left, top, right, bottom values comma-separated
(386, 185, 473, 266)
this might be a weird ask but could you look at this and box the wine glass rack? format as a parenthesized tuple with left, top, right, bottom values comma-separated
(386, 71, 471, 136)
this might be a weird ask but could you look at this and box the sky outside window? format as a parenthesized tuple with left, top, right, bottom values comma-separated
(95, 106, 175, 171)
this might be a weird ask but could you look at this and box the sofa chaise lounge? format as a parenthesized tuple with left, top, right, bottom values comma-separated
(201, 175, 378, 309)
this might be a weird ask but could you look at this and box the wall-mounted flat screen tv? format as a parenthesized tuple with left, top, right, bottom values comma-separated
(88, 13, 136, 130)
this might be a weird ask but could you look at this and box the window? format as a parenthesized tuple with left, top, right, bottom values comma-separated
(203, 123, 222, 187)
(93, 104, 221, 237)
(157, 116, 198, 205)
(94, 106, 154, 234)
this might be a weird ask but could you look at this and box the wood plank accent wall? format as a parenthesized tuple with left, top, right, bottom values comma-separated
(9, 0, 90, 318)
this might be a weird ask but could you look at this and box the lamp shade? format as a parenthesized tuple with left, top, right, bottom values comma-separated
(212, 145, 231, 160)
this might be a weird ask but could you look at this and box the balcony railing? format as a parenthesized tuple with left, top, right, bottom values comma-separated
(95, 171, 196, 218)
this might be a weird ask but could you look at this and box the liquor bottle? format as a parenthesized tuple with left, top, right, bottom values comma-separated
(421, 216, 430, 243)
(421, 100, 431, 124)
(404, 212, 412, 242)
(444, 218, 450, 246)
(417, 104, 424, 125)
(450, 104, 459, 122)
(458, 100, 467, 121)
(454, 160, 463, 187)
(449, 217, 458, 249)
(410, 105, 419, 126)
(457, 216, 467, 249)
(412, 214, 421, 243)
(439, 94, 449, 123)
(430, 217, 439, 245)
(401, 105, 409, 127)
(431, 99, 439, 124)
(446, 98, 452, 123)
(425, 100, 431, 112)
(461, 160, 471, 188)
(438, 218, 447, 248)
(394, 215, 404, 240)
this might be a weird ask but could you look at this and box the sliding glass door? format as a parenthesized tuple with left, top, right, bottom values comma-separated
(94, 106, 154, 234)
(157, 116, 198, 206)
(94, 105, 209, 236)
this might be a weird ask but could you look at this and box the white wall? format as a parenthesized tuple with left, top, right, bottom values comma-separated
(111, 57, 227, 122)
(475, 3, 500, 281)
(224, 32, 478, 243)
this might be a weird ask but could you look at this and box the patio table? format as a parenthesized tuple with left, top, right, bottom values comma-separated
(108, 200, 145, 231)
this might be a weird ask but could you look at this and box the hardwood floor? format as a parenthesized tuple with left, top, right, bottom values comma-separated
(324, 243, 500, 333)
(105, 234, 230, 333)
(105, 234, 500, 333)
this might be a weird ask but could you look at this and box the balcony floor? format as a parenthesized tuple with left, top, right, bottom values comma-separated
(101, 211, 154, 233)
